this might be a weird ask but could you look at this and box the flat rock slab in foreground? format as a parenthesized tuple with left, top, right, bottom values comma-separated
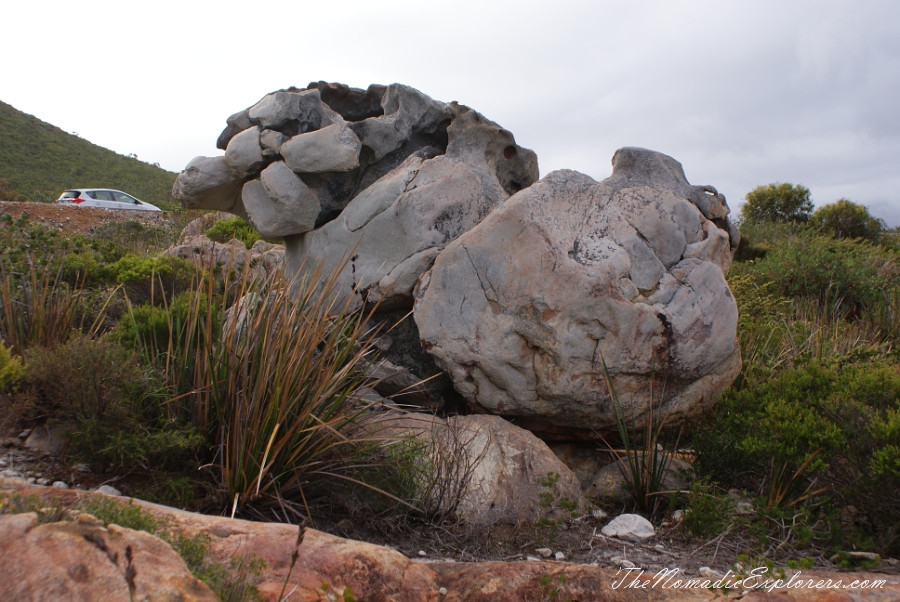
(2, 480, 896, 601)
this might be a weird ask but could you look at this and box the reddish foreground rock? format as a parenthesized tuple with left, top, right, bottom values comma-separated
(1, 479, 897, 601)
(0, 512, 217, 601)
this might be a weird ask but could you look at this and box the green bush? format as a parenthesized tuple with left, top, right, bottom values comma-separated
(681, 480, 735, 539)
(19, 334, 148, 423)
(741, 183, 813, 224)
(113, 290, 215, 355)
(68, 423, 206, 472)
(205, 217, 261, 249)
(107, 254, 199, 305)
(742, 230, 900, 320)
(811, 199, 885, 241)
(0, 339, 24, 391)
(692, 355, 900, 553)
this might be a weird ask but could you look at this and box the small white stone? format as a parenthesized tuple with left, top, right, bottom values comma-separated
(601, 513, 656, 542)
(417, 550, 427, 557)
(611, 556, 636, 569)
(535, 547, 553, 558)
(554, 551, 565, 561)
(699, 566, 723, 579)
(438, 587, 448, 595)
(94, 485, 122, 496)
(52, 481, 68, 488)
(36, 478, 51, 486)
(592, 507, 608, 520)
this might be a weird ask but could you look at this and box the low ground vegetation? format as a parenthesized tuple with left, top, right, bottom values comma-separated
(1, 202, 899, 591)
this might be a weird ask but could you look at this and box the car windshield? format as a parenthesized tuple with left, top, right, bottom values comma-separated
(60, 191, 80, 199)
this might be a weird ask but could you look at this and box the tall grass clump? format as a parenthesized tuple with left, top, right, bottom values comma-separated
(120, 255, 401, 520)
(0, 216, 109, 353)
(206, 261, 392, 519)
(596, 358, 679, 519)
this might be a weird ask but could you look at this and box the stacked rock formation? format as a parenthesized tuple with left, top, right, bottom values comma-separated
(172, 82, 740, 439)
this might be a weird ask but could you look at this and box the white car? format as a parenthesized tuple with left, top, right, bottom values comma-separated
(56, 189, 162, 212)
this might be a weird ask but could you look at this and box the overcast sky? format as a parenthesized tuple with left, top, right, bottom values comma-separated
(3, 0, 899, 226)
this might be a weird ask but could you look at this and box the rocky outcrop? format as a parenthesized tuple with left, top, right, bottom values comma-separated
(3, 481, 897, 602)
(163, 213, 284, 281)
(414, 148, 741, 438)
(173, 84, 741, 439)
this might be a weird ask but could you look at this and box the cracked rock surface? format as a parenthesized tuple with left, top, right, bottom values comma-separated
(414, 148, 741, 439)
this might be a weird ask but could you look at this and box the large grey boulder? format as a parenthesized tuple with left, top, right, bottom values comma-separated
(413, 148, 741, 439)
(171, 155, 244, 216)
(243, 161, 320, 238)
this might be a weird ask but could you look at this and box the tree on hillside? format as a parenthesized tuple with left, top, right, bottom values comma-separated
(811, 199, 885, 241)
(741, 183, 813, 224)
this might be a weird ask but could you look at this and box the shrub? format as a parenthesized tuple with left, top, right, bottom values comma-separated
(691, 355, 900, 553)
(742, 230, 900, 321)
(68, 423, 206, 472)
(741, 183, 813, 224)
(205, 217, 261, 249)
(113, 290, 215, 358)
(356, 417, 488, 522)
(202, 263, 392, 519)
(681, 479, 735, 539)
(0, 339, 24, 391)
(19, 334, 148, 423)
(91, 219, 181, 256)
(14, 332, 208, 472)
(0, 247, 103, 354)
(108, 254, 199, 305)
(811, 199, 885, 241)
(119, 256, 403, 519)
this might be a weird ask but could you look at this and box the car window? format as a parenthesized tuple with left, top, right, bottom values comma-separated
(60, 190, 81, 199)
(112, 191, 138, 204)
(90, 190, 114, 201)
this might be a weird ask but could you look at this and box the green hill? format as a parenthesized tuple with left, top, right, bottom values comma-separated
(0, 100, 179, 210)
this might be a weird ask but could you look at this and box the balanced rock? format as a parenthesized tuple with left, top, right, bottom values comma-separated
(414, 148, 741, 439)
